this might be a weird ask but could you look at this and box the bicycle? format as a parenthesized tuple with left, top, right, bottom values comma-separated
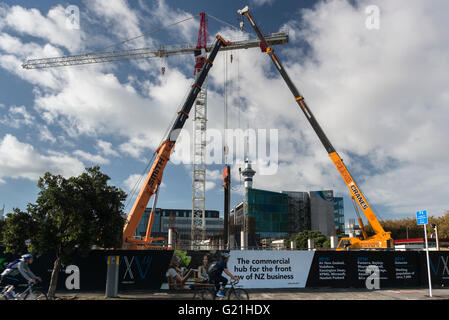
(193, 279, 249, 300)
(1, 282, 47, 300)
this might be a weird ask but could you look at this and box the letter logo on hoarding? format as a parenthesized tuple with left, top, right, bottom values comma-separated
(442, 256, 449, 276)
(135, 256, 152, 279)
(121, 256, 152, 280)
(365, 265, 380, 290)
(65, 265, 80, 290)
(430, 256, 449, 276)
(123, 256, 135, 280)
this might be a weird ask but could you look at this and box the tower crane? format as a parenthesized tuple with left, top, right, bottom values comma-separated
(22, 32, 288, 69)
(22, 14, 288, 250)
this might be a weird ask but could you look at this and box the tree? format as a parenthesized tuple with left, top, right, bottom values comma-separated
(0, 218, 6, 245)
(291, 230, 330, 249)
(363, 211, 449, 240)
(1, 208, 36, 253)
(0, 167, 126, 299)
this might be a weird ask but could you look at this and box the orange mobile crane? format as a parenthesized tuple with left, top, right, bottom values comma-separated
(238, 6, 393, 250)
(122, 35, 231, 249)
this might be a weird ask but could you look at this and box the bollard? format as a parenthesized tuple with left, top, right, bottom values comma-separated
(105, 255, 119, 298)
(240, 231, 247, 250)
(330, 236, 338, 249)
(308, 238, 314, 251)
(290, 241, 296, 250)
(168, 228, 174, 249)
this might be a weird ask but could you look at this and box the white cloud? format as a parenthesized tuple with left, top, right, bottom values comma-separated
(38, 125, 57, 143)
(206, 169, 222, 181)
(250, 0, 276, 6)
(0, 134, 85, 182)
(143, 0, 198, 43)
(1, 5, 84, 52)
(73, 149, 109, 164)
(0, 105, 35, 128)
(205, 181, 216, 191)
(85, 0, 148, 48)
(97, 140, 119, 157)
(33, 67, 192, 158)
(123, 173, 166, 193)
(0, 33, 64, 90)
(123, 173, 145, 193)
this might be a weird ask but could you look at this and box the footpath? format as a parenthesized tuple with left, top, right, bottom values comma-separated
(54, 287, 449, 300)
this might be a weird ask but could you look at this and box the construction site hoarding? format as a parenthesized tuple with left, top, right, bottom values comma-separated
(1, 248, 448, 291)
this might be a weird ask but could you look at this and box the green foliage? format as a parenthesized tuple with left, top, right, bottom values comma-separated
(0, 218, 6, 245)
(364, 211, 449, 240)
(291, 230, 330, 249)
(1, 208, 36, 254)
(0, 166, 126, 263)
(174, 250, 191, 268)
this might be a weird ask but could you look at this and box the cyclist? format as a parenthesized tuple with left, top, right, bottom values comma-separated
(208, 252, 239, 298)
(0, 253, 41, 299)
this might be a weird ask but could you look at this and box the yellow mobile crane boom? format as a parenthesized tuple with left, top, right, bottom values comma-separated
(238, 6, 393, 250)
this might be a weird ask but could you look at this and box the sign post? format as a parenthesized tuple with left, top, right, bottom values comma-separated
(416, 210, 432, 297)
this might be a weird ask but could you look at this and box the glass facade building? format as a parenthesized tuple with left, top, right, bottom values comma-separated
(135, 208, 221, 240)
(238, 188, 289, 241)
(333, 197, 345, 235)
(282, 191, 311, 234)
(231, 188, 345, 246)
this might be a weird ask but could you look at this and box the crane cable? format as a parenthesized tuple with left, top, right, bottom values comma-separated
(96, 12, 241, 54)
(91, 15, 197, 54)
(206, 13, 240, 31)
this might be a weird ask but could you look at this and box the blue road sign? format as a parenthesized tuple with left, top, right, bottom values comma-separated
(416, 210, 428, 225)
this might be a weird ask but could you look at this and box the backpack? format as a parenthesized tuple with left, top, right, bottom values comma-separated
(207, 261, 218, 278)
(5, 259, 20, 269)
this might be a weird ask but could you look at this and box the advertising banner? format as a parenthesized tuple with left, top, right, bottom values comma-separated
(227, 250, 315, 288)
(305, 251, 421, 288)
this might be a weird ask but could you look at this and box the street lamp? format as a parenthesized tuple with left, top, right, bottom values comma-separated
(430, 223, 439, 251)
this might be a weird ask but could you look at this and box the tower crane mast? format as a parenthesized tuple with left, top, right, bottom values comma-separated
(191, 12, 208, 247)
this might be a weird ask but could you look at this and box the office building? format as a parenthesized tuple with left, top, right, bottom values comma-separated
(135, 208, 223, 242)
(333, 197, 345, 235)
(309, 190, 337, 237)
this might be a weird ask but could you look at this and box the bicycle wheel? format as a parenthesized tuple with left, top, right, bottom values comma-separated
(0, 286, 12, 300)
(23, 289, 48, 300)
(228, 288, 249, 300)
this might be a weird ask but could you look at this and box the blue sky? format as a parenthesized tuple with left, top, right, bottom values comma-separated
(1, 0, 449, 226)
